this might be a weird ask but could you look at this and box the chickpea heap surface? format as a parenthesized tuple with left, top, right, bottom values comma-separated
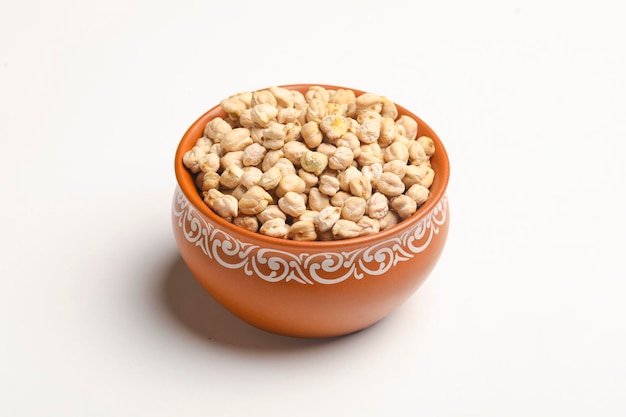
(183, 86, 436, 241)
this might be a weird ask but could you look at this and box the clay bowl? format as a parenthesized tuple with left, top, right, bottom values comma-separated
(172, 84, 450, 338)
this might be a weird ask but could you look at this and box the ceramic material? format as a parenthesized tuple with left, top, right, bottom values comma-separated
(172, 84, 450, 338)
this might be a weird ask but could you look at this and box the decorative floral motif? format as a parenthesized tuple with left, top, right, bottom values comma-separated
(173, 188, 448, 285)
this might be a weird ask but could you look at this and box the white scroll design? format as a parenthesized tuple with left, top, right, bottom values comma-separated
(173, 188, 447, 284)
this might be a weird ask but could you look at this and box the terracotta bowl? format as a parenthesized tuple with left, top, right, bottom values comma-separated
(172, 84, 450, 338)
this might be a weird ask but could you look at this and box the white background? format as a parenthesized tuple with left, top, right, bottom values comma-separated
(2, 0, 625, 416)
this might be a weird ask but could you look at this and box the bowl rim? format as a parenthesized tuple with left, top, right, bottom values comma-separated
(174, 83, 450, 250)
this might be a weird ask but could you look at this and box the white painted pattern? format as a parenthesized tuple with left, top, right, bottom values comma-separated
(173, 188, 448, 284)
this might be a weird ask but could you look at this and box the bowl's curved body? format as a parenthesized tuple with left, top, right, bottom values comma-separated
(172, 84, 450, 338)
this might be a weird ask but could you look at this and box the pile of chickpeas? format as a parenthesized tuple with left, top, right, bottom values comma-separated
(182, 86, 435, 241)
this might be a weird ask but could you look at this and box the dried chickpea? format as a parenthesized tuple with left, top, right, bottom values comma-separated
(261, 149, 284, 172)
(233, 215, 259, 233)
(301, 121, 323, 148)
(305, 98, 327, 123)
(417, 136, 436, 157)
(379, 210, 400, 230)
(258, 166, 282, 190)
(241, 166, 263, 189)
(320, 115, 350, 140)
(275, 174, 306, 197)
(408, 140, 428, 166)
(182, 146, 206, 173)
(402, 164, 427, 187)
(283, 141, 309, 166)
(288, 220, 317, 241)
(305, 86, 330, 103)
(204, 117, 232, 142)
(337, 166, 361, 192)
(219, 165, 244, 189)
(278, 191, 307, 217)
(274, 158, 297, 176)
(262, 122, 286, 150)
(298, 168, 319, 191)
(367, 192, 389, 219)
(205, 189, 238, 218)
(335, 132, 361, 158)
(341, 196, 367, 222)
(242, 143, 266, 167)
(220, 151, 244, 170)
(349, 175, 373, 199)
(396, 115, 418, 141)
(406, 184, 430, 206)
(332, 219, 361, 240)
(251, 89, 277, 107)
(314, 206, 342, 232)
(194, 137, 212, 153)
(251, 103, 278, 127)
(391, 195, 417, 219)
(220, 96, 247, 118)
(230, 184, 247, 201)
(380, 97, 398, 119)
(319, 174, 340, 196)
(200, 171, 220, 191)
(297, 210, 319, 223)
(382, 160, 408, 179)
(199, 152, 220, 173)
(269, 85, 295, 108)
(284, 122, 302, 142)
(330, 89, 356, 105)
(220, 128, 252, 152)
(239, 108, 254, 128)
(357, 143, 383, 166)
(358, 216, 380, 236)
(239, 186, 273, 215)
(361, 162, 383, 186)
(328, 146, 354, 171)
(420, 165, 435, 188)
(259, 218, 290, 239)
(331, 191, 352, 207)
(316, 143, 337, 159)
(308, 187, 331, 211)
(383, 141, 410, 163)
(355, 92, 383, 115)
(277, 107, 300, 124)
(300, 151, 328, 176)
(256, 204, 286, 223)
(376, 172, 405, 196)
(356, 111, 382, 144)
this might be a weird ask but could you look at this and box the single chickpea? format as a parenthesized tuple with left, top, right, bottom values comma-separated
(251, 89, 278, 107)
(298, 168, 319, 191)
(349, 175, 373, 199)
(284, 122, 302, 142)
(391, 195, 417, 219)
(396, 115, 418, 140)
(361, 162, 383, 185)
(220, 96, 247, 118)
(376, 172, 405, 196)
(402, 164, 427, 187)
(199, 152, 220, 173)
(358, 216, 380, 236)
(320, 115, 350, 140)
(379, 210, 400, 230)
(297, 210, 319, 223)
(204, 117, 232, 142)
(330, 89, 356, 105)
(269, 85, 295, 108)
(355, 92, 383, 115)
(316, 143, 337, 159)
(205, 189, 238, 218)
(262, 121, 286, 150)
(239, 186, 273, 215)
(239, 108, 254, 128)
(278, 191, 307, 217)
(335, 132, 361, 158)
(332, 219, 362, 240)
(277, 107, 301, 124)
(288, 220, 317, 241)
(200, 171, 220, 191)
(220, 128, 252, 152)
(319, 175, 340, 196)
(420, 165, 435, 188)
(219, 165, 244, 189)
(308, 187, 331, 212)
(367, 192, 389, 219)
(417, 136, 436, 157)
(305, 98, 327, 124)
(341, 196, 367, 222)
(233, 216, 259, 233)
(314, 206, 342, 232)
(383, 141, 410, 163)
(382, 160, 408, 179)
(300, 150, 328, 176)
(182, 146, 206, 173)
(337, 165, 361, 192)
(301, 121, 323, 148)
(283, 141, 309, 166)
(275, 174, 306, 197)
(380, 97, 398, 119)
(356, 111, 382, 144)
(274, 158, 297, 176)
(328, 146, 355, 171)
(251, 103, 278, 127)
(261, 149, 284, 172)
(256, 205, 286, 223)
(305, 86, 330, 103)
(331, 191, 352, 207)
(357, 143, 383, 166)
(241, 166, 263, 189)
(242, 143, 267, 167)
(258, 166, 283, 190)
(259, 218, 290, 239)
(194, 137, 212, 153)
(406, 184, 430, 206)
(408, 140, 428, 166)
(220, 151, 244, 170)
